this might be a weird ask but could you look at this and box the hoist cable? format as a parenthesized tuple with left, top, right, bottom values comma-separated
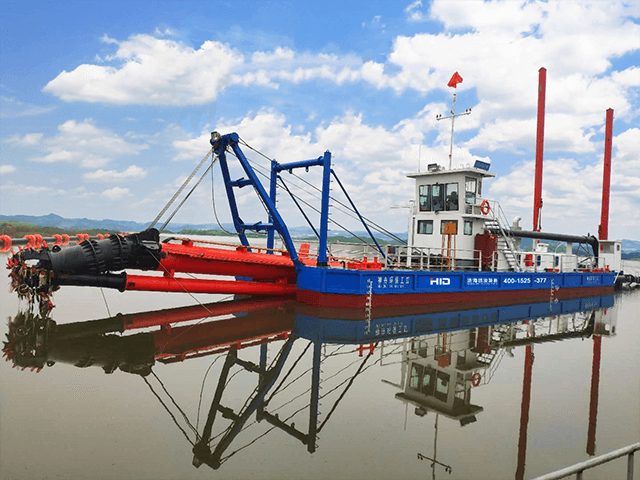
(238, 137, 404, 244)
(149, 149, 212, 229)
(159, 157, 218, 233)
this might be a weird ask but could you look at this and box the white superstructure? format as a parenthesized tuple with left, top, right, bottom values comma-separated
(406, 162, 496, 268)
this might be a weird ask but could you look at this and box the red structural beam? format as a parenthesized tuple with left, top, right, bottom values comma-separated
(159, 242, 298, 282)
(599, 108, 614, 241)
(533, 67, 547, 232)
(124, 274, 296, 296)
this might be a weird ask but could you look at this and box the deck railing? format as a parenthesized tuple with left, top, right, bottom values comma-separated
(289, 239, 605, 273)
(384, 245, 482, 271)
(531, 441, 639, 480)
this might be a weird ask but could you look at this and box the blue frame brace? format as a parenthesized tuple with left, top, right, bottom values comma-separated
(211, 132, 333, 267)
(272, 151, 332, 266)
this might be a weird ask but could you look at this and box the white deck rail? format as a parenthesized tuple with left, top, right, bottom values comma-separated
(288, 239, 606, 273)
(531, 442, 640, 480)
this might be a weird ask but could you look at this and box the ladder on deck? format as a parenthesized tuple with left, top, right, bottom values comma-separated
(484, 201, 521, 271)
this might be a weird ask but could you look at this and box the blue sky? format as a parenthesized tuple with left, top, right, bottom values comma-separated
(1, 0, 639, 240)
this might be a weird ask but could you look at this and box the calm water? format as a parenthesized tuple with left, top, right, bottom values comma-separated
(1, 253, 639, 480)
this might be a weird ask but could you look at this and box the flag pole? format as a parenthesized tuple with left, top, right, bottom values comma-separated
(448, 91, 457, 170)
(437, 72, 471, 170)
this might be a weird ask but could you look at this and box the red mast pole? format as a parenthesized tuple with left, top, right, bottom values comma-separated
(533, 67, 546, 232)
(598, 108, 614, 241)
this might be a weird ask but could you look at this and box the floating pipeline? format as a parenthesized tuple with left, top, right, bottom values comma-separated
(7, 228, 298, 315)
(0, 233, 106, 252)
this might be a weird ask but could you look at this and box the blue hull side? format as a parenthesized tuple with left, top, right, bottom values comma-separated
(296, 266, 616, 308)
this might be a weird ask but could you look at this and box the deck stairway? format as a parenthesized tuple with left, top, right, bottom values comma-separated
(484, 201, 522, 271)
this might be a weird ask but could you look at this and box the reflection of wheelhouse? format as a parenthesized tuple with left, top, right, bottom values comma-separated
(395, 331, 485, 426)
(407, 162, 496, 269)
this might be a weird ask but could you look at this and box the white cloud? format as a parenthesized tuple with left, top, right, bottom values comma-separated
(6, 133, 43, 146)
(0, 96, 56, 119)
(44, 34, 244, 105)
(40, 1, 640, 155)
(0, 182, 64, 195)
(101, 186, 130, 199)
(19, 119, 148, 169)
(486, 143, 640, 240)
(0, 165, 17, 174)
(83, 165, 148, 181)
(405, 0, 426, 23)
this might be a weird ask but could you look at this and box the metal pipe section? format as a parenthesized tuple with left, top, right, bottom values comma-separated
(599, 108, 614, 241)
(55, 272, 297, 296)
(533, 67, 547, 232)
(488, 228, 599, 257)
(124, 274, 297, 296)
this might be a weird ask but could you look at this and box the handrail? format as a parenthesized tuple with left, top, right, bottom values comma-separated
(487, 199, 522, 271)
(531, 441, 640, 480)
(383, 244, 483, 272)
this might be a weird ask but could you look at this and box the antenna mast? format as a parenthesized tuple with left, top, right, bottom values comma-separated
(437, 72, 471, 169)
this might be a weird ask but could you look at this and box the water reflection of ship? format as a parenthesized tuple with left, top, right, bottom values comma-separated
(3, 297, 296, 374)
(390, 297, 616, 424)
(383, 298, 617, 478)
(3, 294, 618, 474)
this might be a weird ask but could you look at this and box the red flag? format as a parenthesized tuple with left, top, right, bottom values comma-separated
(447, 72, 463, 88)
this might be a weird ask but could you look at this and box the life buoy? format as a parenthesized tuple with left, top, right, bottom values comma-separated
(471, 372, 481, 387)
(480, 200, 490, 215)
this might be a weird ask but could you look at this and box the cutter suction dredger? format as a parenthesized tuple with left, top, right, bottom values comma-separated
(8, 131, 348, 303)
(8, 131, 623, 311)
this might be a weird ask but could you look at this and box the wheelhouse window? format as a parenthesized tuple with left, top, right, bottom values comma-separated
(431, 184, 444, 211)
(419, 185, 431, 212)
(445, 183, 458, 211)
(464, 220, 473, 236)
(417, 220, 433, 234)
(418, 182, 458, 212)
(465, 177, 477, 205)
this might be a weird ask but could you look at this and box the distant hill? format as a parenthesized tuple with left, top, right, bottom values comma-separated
(1, 213, 152, 233)
(0, 213, 403, 242)
(622, 239, 640, 251)
(2, 213, 637, 251)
